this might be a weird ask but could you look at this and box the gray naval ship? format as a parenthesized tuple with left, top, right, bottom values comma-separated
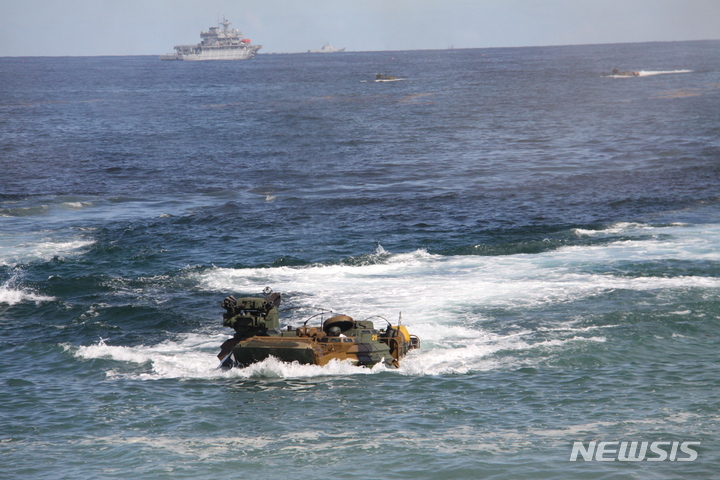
(308, 43, 346, 53)
(160, 16, 261, 61)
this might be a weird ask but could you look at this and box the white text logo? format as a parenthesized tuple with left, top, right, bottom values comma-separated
(569, 441, 700, 462)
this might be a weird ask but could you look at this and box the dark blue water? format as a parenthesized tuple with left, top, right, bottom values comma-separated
(2, 41, 720, 479)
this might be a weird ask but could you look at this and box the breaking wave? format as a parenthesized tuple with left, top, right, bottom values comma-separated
(0, 237, 95, 267)
(0, 270, 55, 305)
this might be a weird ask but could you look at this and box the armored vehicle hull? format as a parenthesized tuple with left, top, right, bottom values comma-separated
(217, 289, 419, 369)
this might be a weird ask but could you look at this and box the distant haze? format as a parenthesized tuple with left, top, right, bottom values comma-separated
(1, 0, 719, 56)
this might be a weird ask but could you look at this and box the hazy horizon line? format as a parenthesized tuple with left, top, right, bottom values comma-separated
(2, 37, 718, 59)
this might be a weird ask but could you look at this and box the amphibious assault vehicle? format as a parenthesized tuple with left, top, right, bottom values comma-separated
(217, 288, 420, 369)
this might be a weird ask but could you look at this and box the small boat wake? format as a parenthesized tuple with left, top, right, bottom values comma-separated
(66, 222, 720, 381)
(608, 69, 692, 78)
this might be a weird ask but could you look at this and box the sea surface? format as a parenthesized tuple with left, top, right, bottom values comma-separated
(2, 41, 720, 479)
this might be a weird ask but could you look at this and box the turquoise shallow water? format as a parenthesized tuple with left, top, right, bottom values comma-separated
(2, 41, 720, 479)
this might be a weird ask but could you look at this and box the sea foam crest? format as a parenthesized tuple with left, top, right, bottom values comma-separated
(574, 222, 654, 236)
(0, 237, 95, 267)
(193, 226, 720, 323)
(0, 283, 55, 305)
(71, 334, 389, 380)
(0, 270, 55, 305)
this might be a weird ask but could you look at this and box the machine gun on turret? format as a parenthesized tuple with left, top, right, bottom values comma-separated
(217, 287, 282, 366)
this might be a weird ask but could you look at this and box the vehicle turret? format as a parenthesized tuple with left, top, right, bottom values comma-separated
(221, 288, 281, 336)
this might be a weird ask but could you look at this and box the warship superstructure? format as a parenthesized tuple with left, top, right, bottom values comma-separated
(160, 16, 261, 61)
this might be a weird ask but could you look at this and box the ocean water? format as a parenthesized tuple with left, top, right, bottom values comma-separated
(1, 40, 720, 479)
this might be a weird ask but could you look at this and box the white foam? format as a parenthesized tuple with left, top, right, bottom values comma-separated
(0, 237, 95, 267)
(638, 69, 692, 76)
(0, 232, 90, 304)
(0, 284, 55, 305)
(73, 334, 221, 377)
(573, 221, 720, 260)
(0, 271, 55, 305)
(71, 335, 389, 380)
(72, 221, 720, 379)
(222, 356, 386, 379)
(574, 222, 653, 236)
(58, 201, 93, 210)
(399, 330, 606, 375)
(193, 238, 720, 321)
(608, 70, 692, 78)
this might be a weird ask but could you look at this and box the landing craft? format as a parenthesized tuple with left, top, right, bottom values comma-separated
(217, 288, 420, 368)
(375, 73, 401, 82)
(611, 68, 639, 77)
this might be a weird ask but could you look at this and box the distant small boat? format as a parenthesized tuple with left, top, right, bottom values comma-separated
(374, 73, 402, 82)
(308, 43, 346, 53)
(611, 68, 639, 77)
